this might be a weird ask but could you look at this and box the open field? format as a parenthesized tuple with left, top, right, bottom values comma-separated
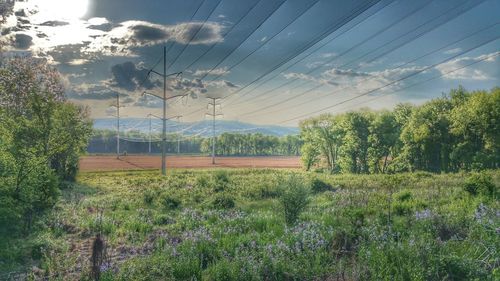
(79, 155, 302, 171)
(2, 169, 498, 280)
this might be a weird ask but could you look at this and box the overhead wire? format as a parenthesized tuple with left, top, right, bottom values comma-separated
(339, 51, 500, 112)
(181, 0, 380, 117)
(237, 0, 488, 117)
(164, 0, 224, 74)
(224, 0, 396, 106)
(276, 35, 500, 124)
(223, 0, 406, 106)
(249, 0, 485, 111)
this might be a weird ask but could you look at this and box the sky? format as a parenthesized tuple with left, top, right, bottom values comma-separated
(1, 0, 499, 126)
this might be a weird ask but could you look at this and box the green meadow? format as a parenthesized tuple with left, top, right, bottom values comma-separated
(2, 169, 498, 280)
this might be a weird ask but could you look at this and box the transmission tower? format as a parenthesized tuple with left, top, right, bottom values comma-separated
(142, 45, 183, 175)
(109, 93, 125, 159)
(206, 97, 223, 164)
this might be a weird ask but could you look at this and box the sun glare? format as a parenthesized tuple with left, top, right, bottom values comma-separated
(36, 0, 89, 21)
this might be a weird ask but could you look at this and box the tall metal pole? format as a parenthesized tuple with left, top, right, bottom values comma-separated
(212, 100, 216, 164)
(148, 114, 152, 154)
(162, 45, 167, 175)
(206, 97, 222, 165)
(116, 94, 120, 159)
(177, 116, 181, 154)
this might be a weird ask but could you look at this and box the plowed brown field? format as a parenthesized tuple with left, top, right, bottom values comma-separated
(79, 155, 302, 172)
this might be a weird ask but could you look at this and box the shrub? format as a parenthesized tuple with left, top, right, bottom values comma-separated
(195, 174, 210, 189)
(161, 195, 181, 210)
(311, 178, 334, 193)
(212, 194, 235, 209)
(279, 175, 310, 225)
(213, 170, 230, 192)
(463, 172, 496, 197)
(396, 190, 412, 202)
(143, 189, 156, 205)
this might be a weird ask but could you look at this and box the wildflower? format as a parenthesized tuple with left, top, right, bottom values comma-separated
(415, 209, 432, 220)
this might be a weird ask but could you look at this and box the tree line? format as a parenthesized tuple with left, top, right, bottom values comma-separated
(201, 133, 302, 156)
(300, 87, 499, 173)
(0, 57, 92, 233)
(89, 130, 302, 156)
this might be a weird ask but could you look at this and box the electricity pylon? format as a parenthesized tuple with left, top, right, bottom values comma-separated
(206, 97, 223, 165)
(109, 93, 125, 159)
(142, 45, 184, 175)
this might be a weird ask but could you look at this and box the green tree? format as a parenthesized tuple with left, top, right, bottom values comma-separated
(368, 111, 400, 173)
(0, 56, 92, 231)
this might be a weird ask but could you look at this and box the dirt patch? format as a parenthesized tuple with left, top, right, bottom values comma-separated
(79, 155, 302, 172)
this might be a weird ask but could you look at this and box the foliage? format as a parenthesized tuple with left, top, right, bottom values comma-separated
(0, 56, 92, 235)
(310, 178, 334, 193)
(463, 172, 497, 197)
(202, 132, 302, 156)
(300, 87, 500, 174)
(279, 174, 310, 225)
(212, 194, 235, 209)
(89, 130, 302, 156)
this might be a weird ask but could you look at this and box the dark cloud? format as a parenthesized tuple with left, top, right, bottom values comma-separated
(12, 33, 33, 49)
(110, 61, 157, 91)
(40, 21, 69, 27)
(14, 9, 26, 17)
(86, 21, 224, 56)
(48, 43, 93, 65)
(0, 1, 14, 24)
(130, 24, 168, 42)
(176, 22, 222, 44)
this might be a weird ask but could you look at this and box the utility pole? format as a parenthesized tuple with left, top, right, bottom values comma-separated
(148, 114, 152, 154)
(147, 113, 183, 160)
(109, 93, 125, 159)
(206, 97, 223, 165)
(176, 116, 181, 154)
(143, 46, 183, 175)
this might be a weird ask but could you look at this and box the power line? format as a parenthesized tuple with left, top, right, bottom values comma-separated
(237, 0, 489, 117)
(206, 97, 224, 164)
(339, 51, 500, 112)
(224, 0, 396, 106)
(223, 0, 403, 106)
(277, 36, 499, 124)
(181, 0, 264, 72)
(244, 0, 485, 110)
(172, 0, 288, 111)
(164, 0, 224, 74)
(181, 0, 378, 118)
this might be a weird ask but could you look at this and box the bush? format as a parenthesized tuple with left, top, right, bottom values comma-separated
(310, 178, 334, 193)
(213, 170, 230, 192)
(161, 195, 181, 210)
(279, 175, 310, 225)
(396, 190, 412, 202)
(212, 194, 235, 209)
(463, 172, 496, 197)
(143, 189, 156, 205)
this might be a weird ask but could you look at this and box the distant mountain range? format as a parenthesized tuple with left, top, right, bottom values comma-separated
(93, 118, 299, 137)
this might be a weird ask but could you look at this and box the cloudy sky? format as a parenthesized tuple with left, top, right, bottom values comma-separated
(1, 0, 499, 126)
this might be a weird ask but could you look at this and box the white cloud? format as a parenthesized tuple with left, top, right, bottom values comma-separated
(435, 52, 499, 81)
(192, 67, 229, 77)
(0, 1, 225, 59)
(443, 48, 461, 55)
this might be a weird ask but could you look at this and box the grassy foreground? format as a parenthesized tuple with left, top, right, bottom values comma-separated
(1, 169, 499, 280)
